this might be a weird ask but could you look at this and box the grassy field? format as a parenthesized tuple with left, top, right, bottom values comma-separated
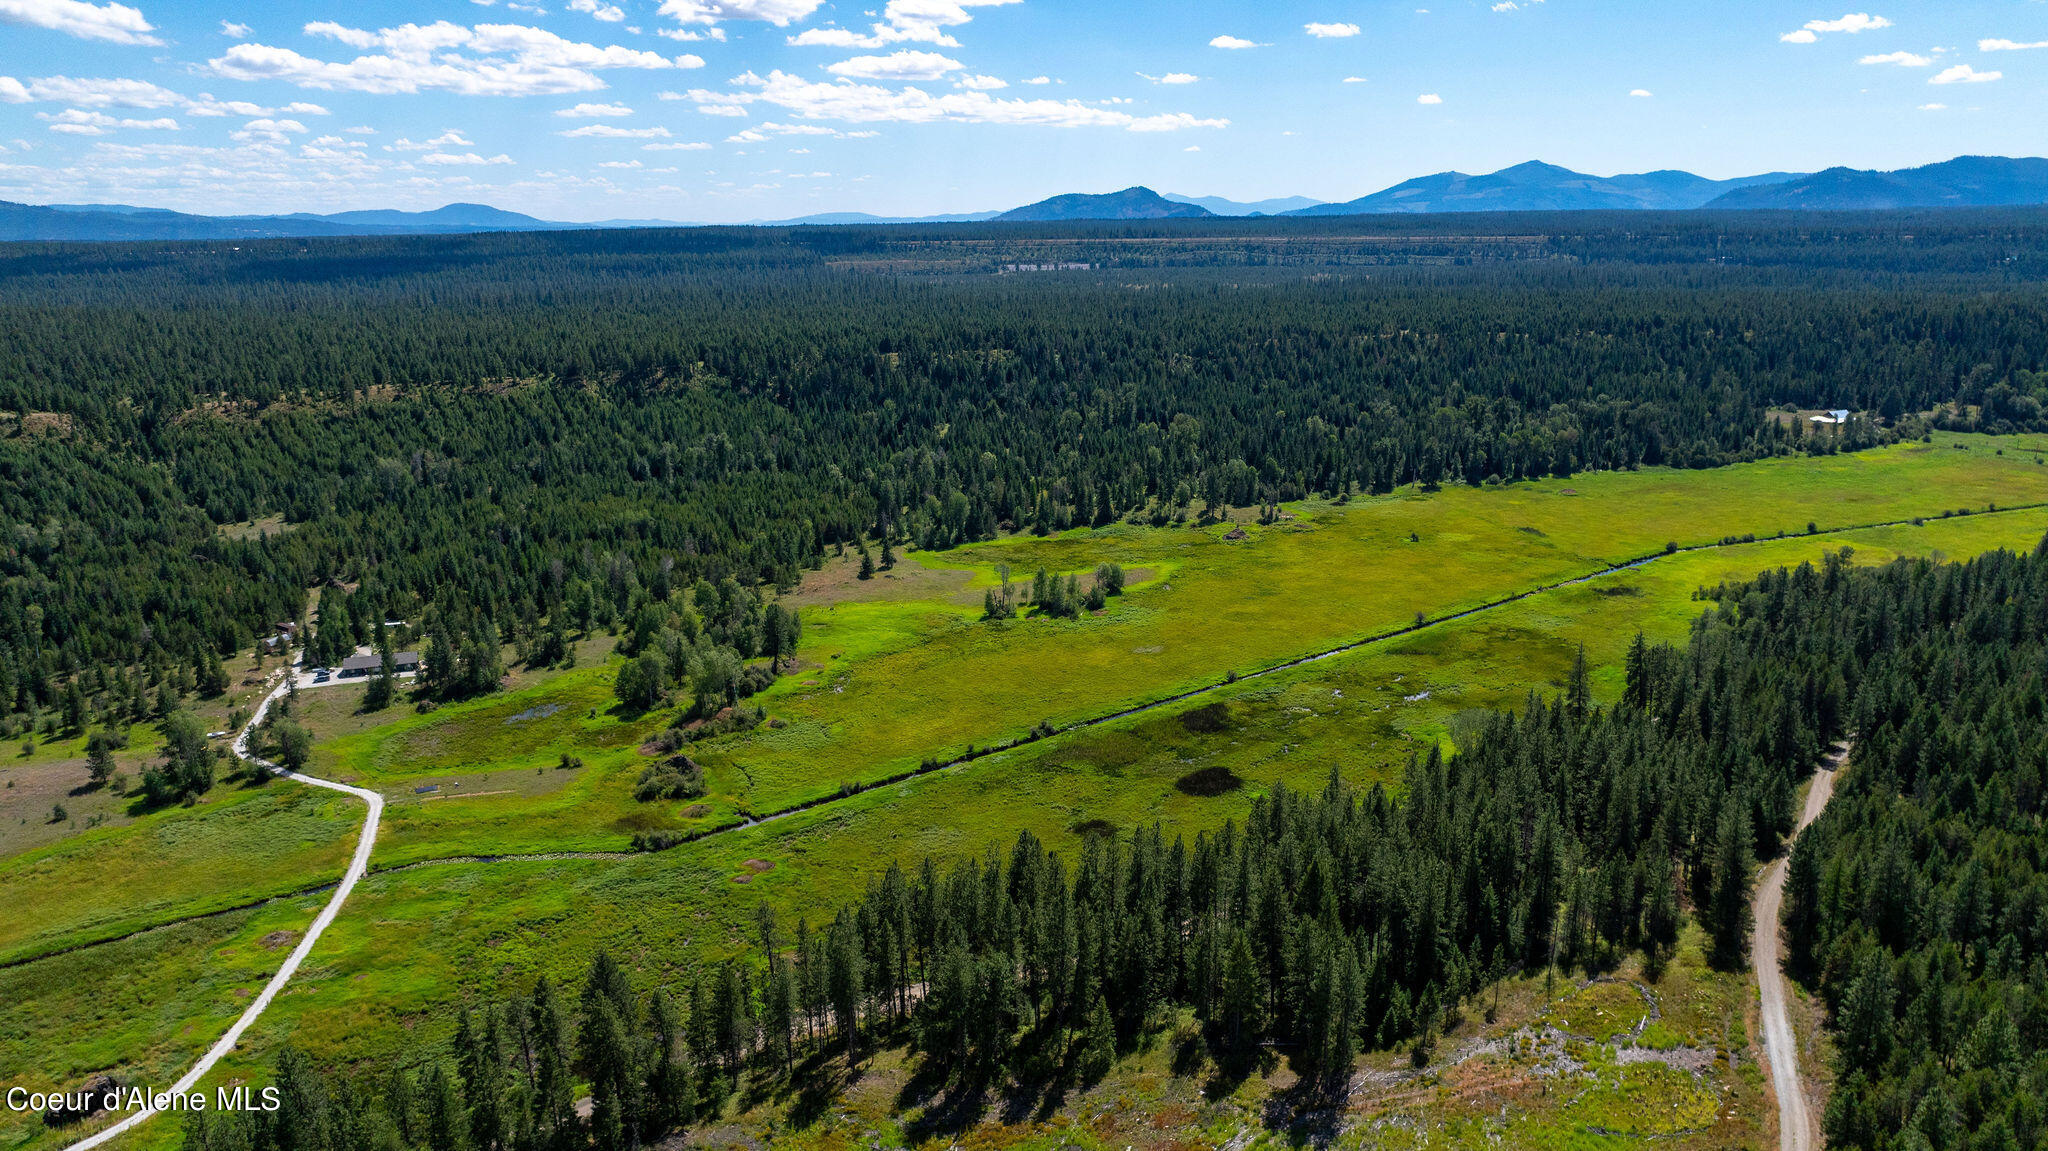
(139, 431, 2048, 874)
(7, 437, 2048, 1151)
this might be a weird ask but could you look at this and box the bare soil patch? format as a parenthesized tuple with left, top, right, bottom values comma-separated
(782, 551, 977, 608)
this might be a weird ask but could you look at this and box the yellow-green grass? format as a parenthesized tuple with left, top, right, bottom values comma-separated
(696, 433, 2048, 811)
(228, 434, 2048, 867)
(0, 897, 327, 1151)
(17, 504, 2028, 1149)
(5, 445, 2043, 1151)
(0, 780, 357, 965)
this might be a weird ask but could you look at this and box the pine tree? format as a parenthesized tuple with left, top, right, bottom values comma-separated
(1709, 804, 1754, 968)
(527, 977, 576, 1144)
(420, 1061, 466, 1151)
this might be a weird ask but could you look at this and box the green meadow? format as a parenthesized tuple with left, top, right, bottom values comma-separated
(7, 436, 2048, 1150)
(10, 490, 2046, 1151)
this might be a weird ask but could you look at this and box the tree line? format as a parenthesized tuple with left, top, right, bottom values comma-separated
(7, 219, 2048, 737)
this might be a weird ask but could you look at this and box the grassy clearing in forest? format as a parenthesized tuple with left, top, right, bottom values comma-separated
(244, 432, 2048, 866)
(6, 439, 2047, 1151)
(7, 498, 2041, 1151)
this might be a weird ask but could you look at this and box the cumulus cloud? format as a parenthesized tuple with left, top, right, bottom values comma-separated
(231, 116, 309, 143)
(1304, 22, 1359, 37)
(643, 140, 712, 149)
(209, 20, 685, 96)
(826, 50, 963, 81)
(1209, 35, 1260, 49)
(1022, 75, 1050, 85)
(420, 150, 513, 164)
(721, 69, 1227, 131)
(1341, 76, 1367, 83)
(220, 19, 249, 37)
(557, 100, 632, 116)
(1416, 92, 1442, 104)
(1629, 88, 1652, 97)
(0, 0, 160, 45)
(1860, 50, 1930, 66)
(7, 74, 181, 107)
(560, 123, 673, 136)
(598, 158, 641, 167)
(660, 0, 823, 26)
(954, 73, 1005, 89)
(785, 0, 1018, 50)
(1137, 71, 1198, 84)
(1918, 102, 1944, 110)
(390, 129, 475, 150)
(569, 0, 625, 20)
(1781, 13, 1890, 42)
(39, 107, 178, 134)
(1980, 38, 2048, 52)
(1929, 63, 1999, 84)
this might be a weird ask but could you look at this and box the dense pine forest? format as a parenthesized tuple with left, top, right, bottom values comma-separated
(7, 212, 2048, 741)
(168, 541, 2048, 1151)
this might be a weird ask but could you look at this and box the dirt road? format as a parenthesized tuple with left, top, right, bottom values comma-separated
(61, 673, 383, 1151)
(1754, 742, 1845, 1151)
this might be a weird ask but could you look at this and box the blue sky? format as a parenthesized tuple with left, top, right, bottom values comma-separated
(0, 0, 2040, 221)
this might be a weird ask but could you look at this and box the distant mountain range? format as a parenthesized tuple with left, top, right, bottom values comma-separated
(1704, 156, 2048, 210)
(1284, 161, 1805, 215)
(4, 156, 2047, 242)
(1163, 193, 1327, 216)
(996, 186, 1212, 222)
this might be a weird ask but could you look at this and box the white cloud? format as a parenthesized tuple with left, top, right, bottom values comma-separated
(1183, 144, 1199, 151)
(569, 0, 625, 21)
(726, 68, 1228, 131)
(643, 140, 711, 149)
(658, 26, 726, 41)
(1918, 102, 1945, 110)
(1860, 50, 1930, 66)
(0, 77, 29, 103)
(39, 107, 178, 134)
(1022, 75, 1050, 85)
(8, 75, 181, 107)
(0, 0, 160, 46)
(556, 100, 633, 116)
(1629, 88, 1652, 97)
(344, 124, 376, 134)
(785, 0, 1018, 50)
(1929, 63, 1999, 84)
(1138, 71, 1198, 84)
(659, 0, 823, 27)
(220, 20, 249, 37)
(1416, 92, 1442, 104)
(697, 102, 750, 115)
(1782, 13, 1891, 41)
(420, 150, 513, 164)
(598, 158, 641, 167)
(210, 20, 683, 96)
(1303, 22, 1359, 37)
(231, 117, 309, 143)
(390, 129, 475, 150)
(826, 50, 963, 81)
(1341, 76, 1367, 83)
(955, 73, 1005, 89)
(1209, 35, 1260, 49)
(560, 123, 672, 137)
(1980, 38, 2048, 52)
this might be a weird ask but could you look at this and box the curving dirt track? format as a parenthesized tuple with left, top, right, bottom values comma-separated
(1754, 742, 1845, 1151)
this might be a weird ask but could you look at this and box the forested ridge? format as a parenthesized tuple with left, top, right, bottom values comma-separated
(166, 542, 2048, 1151)
(7, 215, 2048, 744)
